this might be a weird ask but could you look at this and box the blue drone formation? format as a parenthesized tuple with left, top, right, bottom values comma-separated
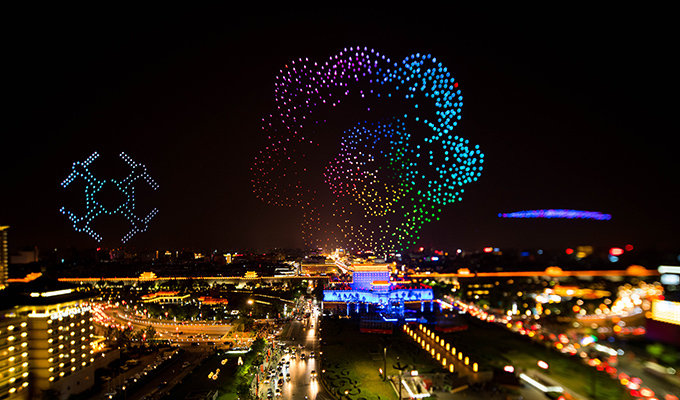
(498, 209, 612, 221)
(60, 152, 159, 243)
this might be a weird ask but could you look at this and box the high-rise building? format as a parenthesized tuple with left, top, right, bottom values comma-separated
(0, 225, 9, 290)
(0, 313, 29, 399)
(0, 277, 115, 400)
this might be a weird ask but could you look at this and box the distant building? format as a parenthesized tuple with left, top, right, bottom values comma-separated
(646, 299, 680, 345)
(1, 225, 8, 290)
(323, 263, 434, 317)
(274, 267, 296, 276)
(10, 248, 39, 265)
(300, 259, 337, 275)
(198, 296, 229, 305)
(140, 291, 190, 304)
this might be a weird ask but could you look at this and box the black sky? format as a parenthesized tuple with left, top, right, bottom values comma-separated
(2, 6, 678, 253)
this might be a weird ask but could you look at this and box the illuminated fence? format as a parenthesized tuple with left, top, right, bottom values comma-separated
(402, 324, 485, 378)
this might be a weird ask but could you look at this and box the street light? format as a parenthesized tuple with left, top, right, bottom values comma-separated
(393, 357, 408, 400)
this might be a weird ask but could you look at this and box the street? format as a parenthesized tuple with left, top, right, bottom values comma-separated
(256, 300, 328, 400)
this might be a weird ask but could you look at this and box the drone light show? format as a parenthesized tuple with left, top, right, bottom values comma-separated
(60, 152, 159, 243)
(253, 47, 484, 253)
(498, 209, 612, 221)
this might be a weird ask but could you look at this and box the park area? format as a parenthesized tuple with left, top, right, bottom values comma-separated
(318, 315, 626, 400)
(319, 317, 458, 400)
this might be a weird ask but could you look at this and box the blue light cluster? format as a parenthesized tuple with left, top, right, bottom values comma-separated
(498, 209, 612, 221)
(323, 287, 433, 304)
(60, 152, 159, 242)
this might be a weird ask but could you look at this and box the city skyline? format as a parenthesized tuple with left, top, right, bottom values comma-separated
(2, 7, 678, 253)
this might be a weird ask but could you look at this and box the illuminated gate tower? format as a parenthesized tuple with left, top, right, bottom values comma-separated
(323, 264, 434, 317)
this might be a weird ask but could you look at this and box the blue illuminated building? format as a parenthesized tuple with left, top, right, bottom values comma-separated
(322, 264, 435, 317)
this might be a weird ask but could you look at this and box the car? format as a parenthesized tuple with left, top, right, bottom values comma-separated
(300, 353, 306, 360)
(275, 388, 282, 396)
(309, 351, 315, 358)
(311, 370, 317, 378)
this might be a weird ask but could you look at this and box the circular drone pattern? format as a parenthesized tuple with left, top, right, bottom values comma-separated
(498, 209, 612, 221)
(253, 47, 484, 253)
(60, 152, 159, 243)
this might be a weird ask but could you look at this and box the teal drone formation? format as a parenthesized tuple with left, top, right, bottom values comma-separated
(60, 152, 159, 243)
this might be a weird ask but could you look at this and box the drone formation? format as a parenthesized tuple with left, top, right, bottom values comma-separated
(253, 47, 484, 253)
(60, 152, 159, 243)
(498, 209, 612, 221)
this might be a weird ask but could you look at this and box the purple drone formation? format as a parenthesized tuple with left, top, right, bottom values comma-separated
(498, 209, 612, 221)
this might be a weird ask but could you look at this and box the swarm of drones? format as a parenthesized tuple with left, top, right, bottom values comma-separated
(253, 47, 484, 252)
(60, 152, 159, 243)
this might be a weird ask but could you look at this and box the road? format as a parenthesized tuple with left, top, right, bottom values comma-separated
(127, 348, 208, 400)
(256, 300, 329, 400)
(102, 307, 232, 344)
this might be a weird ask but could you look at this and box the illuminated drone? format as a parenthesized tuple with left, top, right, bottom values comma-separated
(60, 152, 159, 242)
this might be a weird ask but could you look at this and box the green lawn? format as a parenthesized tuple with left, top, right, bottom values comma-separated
(320, 318, 449, 400)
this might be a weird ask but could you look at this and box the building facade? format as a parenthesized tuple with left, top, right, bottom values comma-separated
(0, 226, 8, 290)
(0, 277, 103, 400)
(323, 264, 434, 317)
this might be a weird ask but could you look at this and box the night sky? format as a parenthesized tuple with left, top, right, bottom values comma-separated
(3, 7, 678, 253)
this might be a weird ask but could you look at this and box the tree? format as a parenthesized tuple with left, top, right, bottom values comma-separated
(145, 325, 157, 342)
(243, 317, 255, 331)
